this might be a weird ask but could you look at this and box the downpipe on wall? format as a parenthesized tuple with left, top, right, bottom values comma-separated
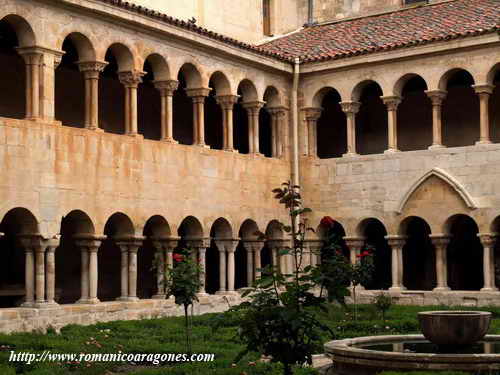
(292, 57, 300, 190)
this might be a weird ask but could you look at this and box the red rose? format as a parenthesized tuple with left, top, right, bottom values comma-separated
(320, 216, 335, 227)
(173, 253, 184, 262)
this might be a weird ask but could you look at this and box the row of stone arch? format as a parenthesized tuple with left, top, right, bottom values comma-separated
(0, 207, 290, 307)
(0, 15, 287, 157)
(327, 213, 500, 292)
(305, 66, 500, 158)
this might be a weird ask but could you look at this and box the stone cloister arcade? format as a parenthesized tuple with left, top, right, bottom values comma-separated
(303, 66, 500, 159)
(0, 15, 288, 159)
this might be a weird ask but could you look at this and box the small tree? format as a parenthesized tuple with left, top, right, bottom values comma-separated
(350, 248, 375, 321)
(164, 249, 202, 355)
(374, 292, 392, 321)
(221, 181, 334, 375)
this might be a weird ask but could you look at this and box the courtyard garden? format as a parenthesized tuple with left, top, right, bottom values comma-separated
(0, 303, 496, 375)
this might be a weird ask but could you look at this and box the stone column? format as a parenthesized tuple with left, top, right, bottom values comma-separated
(75, 236, 105, 304)
(344, 236, 366, 290)
(127, 241, 141, 301)
(24, 248, 35, 306)
(152, 244, 165, 299)
(17, 48, 42, 120)
(382, 96, 402, 153)
(309, 240, 324, 267)
(473, 85, 494, 145)
(39, 50, 64, 122)
(116, 242, 129, 301)
(425, 90, 447, 149)
(302, 108, 322, 158)
(186, 239, 210, 296)
(242, 242, 255, 286)
(385, 235, 407, 292)
(251, 240, 264, 280)
(340, 102, 361, 157)
(118, 71, 145, 137)
(78, 61, 108, 131)
(214, 241, 227, 294)
(216, 95, 239, 152)
(478, 233, 498, 292)
(268, 241, 280, 272)
(186, 88, 211, 147)
(242, 101, 265, 155)
(18, 235, 42, 307)
(45, 237, 59, 305)
(430, 234, 451, 291)
(34, 242, 46, 304)
(225, 240, 239, 293)
(268, 107, 288, 158)
(154, 80, 179, 143)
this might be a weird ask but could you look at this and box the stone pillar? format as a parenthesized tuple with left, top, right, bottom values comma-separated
(154, 80, 179, 143)
(478, 233, 498, 292)
(430, 234, 451, 291)
(24, 248, 35, 306)
(17, 48, 42, 120)
(344, 236, 366, 290)
(242, 242, 255, 286)
(116, 242, 129, 301)
(75, 236, 105, 304)
(127, 242, 141, 301)
(152, 246, 165, 299)
(118, 71, 145, 137)
(385, 235, 407, 292)
(242, 101, 265, 155)
(226, 240, 238, 293)
(268, 107, 288, 158)
(39, 50, 64, 122)
(186, 238, 210, 296)
(34, 243, 46, 304)
(214, 241, 227, 294)
(302, 107, 322, 158)
(186, 88, 211, 147)
(473, 85, 494, 145)
(381, 96, 402, 153)
(45, 237, 59, 305)
(78, 61, 108, 131)
(216, 95, 239, 152)
(18, 235, 43, 307)
(425, 90, 447, 149)
(248, 240, 264, 280)
(305, 240, 323, 267)
(340, 102, 361, 157)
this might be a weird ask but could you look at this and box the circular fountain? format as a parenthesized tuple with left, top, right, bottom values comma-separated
(324, 311, 500, 375)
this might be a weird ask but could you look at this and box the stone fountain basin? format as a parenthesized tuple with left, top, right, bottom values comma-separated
(324, 334, 500, 375)
(418, 311, 492, 346)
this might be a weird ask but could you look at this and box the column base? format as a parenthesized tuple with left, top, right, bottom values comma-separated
(432, 286, 450, 292)
(86, 297, 100, 304)
(342, 152, 359, 158)
(428, 144, 446, 150)
(388, 286, 406, 293)
(152, 294, 167, 299)
(223, 148, 238, 153)
(127, 297, 139, 302)
(384, 148, 400, 154)
(196, 292, 209, 297)
(480, 287, 498, 292)
(116, 296, 130, 302)
(251, 152, 263, 157)
(194, 143, 210, 149)
(86, 126, 104, 133)
(20, 301, 35, 308)
(161, 138, 178, 144)
(216, 290, 239, 296)
(127, 133, 144, 139)
(34, 301, 59, 308)
(475, 140, 493, 146)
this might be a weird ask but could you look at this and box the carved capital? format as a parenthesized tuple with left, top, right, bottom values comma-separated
(115, 236, 145, 252)
(17, 234, 44, 252)
(384, 235, 408, 248)
(477, 233, 497, 247)
(77, 61, 108, 78)
(381, 96, 402, 111)
(73, 234, 106, 252)
(154, 80, 179, 96)
(267, 106, 288, 118)
(186, 237, 211, 249)
(473, 84, 494, 96)
(340, 101, 361, 114)
(16, 47, 43, 65)
(242, 101, 265, 115)
(216, 95, 239, 109)
(343, 236, 365, 251)
(185, 87, 211, 99)
(152, 236, 179, 251)
(425, 90, 447, 106)
(118, 71, 145, 88)
(429, 234, 452, 247)
(304, 239, 324, 253)
(302, 107, 322, 121)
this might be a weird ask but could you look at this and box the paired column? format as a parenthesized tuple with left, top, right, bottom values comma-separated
(154, 80, 179, 143)
(44, 237, 59, 305)
(381, 96, 402, 153)
(305, 240, 323, 267)
(242, 240, 264, 285)
(75, 235, 105, 304)
(385, 235, 407, 292)
(473, 85, 494, 145)
(242, 101, 265, 155)
(216, 95, 239, 152)
(213, 239, 239, 294)
(268, 107, 288, 158)
(78, 61, 108, 131)
(344, 236, 366, 290)
(17, 48, 42, 120)
(186, 238, 211, 296)
(478, 233, 498, 292)
(302, 108, 322, 158)
(267, 239, 291, 274)
(425, 90, 447, 149)
(340, 102, 361, 157)
(152, 237, 178, 299)
(186, 88, 211, 147)
(116, 237, 144, 301)
(118, 71, 145, 137)
(430, 234, 451, 291)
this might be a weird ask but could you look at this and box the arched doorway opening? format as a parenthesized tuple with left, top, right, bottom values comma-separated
(315, 88, 346, 158)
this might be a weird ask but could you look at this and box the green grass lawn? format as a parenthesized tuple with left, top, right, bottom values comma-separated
(0, 304, 499, 374)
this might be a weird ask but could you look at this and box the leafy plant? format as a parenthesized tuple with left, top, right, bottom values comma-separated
(163, 249, 202, 355)
(374, 293, 392, 321)
(350, 247, 375, 321)
(218, 181, 334, 375)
